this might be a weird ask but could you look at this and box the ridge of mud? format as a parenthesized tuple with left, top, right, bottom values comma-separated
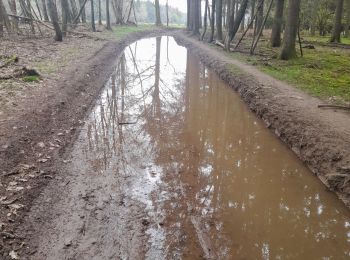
(0, 28, 169, 259)
(174, 31, 350, 208)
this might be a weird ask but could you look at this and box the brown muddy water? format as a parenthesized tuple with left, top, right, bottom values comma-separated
(73, 37, 350, 259)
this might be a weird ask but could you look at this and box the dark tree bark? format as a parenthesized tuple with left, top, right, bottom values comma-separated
(330, 0, 344, 43)
(216, 0, 223, 41)
(280, 0, 301, 60)
(91, 0, 96, 31)
(79, 0, 86, 22)
(193, 0, 200, 34)
(41, 0, 49, 21)
(187, 0, 191, 29)
(209, 0, 216, 41)
(270, 0, 284, 47)
(166, 0, 169, 26)
(106, 0, 111, 29)
(47, 0, 62, 41)
(155, 0, 162, 25)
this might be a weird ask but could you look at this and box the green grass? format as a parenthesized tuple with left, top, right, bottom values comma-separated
(302, 35, 350, 45)
(22, 75, 40, 82)
(224, 39, 350, 103)
(100, 24, 157, 40)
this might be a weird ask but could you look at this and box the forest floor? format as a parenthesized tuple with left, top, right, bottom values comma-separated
(0, 25, 349, 259)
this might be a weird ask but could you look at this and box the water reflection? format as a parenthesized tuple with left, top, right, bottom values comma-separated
(81, 36, 350, 259)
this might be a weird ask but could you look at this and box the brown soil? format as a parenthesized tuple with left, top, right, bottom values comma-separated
(174, 31, 350, 206)
(0, 27, 168, 259)
(1, 28, 349, 258)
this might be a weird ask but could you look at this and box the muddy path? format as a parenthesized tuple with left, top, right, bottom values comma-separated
(24, 36, 350, 259)
(0, 28, 170, 258)
(0, 30, 349, 259)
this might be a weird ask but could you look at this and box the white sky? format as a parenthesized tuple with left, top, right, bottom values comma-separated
(158, 0, 187, 13)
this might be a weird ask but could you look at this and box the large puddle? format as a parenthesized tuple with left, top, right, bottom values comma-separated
(78, 37, 350, 259)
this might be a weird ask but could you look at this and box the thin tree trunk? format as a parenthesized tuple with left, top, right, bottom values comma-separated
(330, 0, 344, 42)
(34, 0, 43, 19)
(91, 0, 95, 31)
(61, 0, 69, 35)
(166, 0, 169, 26)
(41, 0, 49, 21)
(216, 0, 223, 41)
(8, 0, 19, 29)
(193, 0, 200, 34)
(47, 0, 62, 41)
(187, 0, 191, 29)
(201, 0, 209, 40)
(155, 0, 161, 25)
(106, 0, 111, 29)
(70, 0, 79, 22)
(79, 0, 86, 22)
(270, 0, 284, 47)
(209, 0, 216, 41)
(98, 0, 101, 25)
(256, 0, 264, 35)
(310, 0, 318, 36)
(280, 0, 301, 60)
(250, 0, 255, 28)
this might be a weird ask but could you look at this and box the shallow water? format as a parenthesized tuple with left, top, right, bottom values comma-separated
(80, 36, 350, 259)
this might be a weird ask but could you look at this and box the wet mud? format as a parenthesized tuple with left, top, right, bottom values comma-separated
(28, 37, 350, 259)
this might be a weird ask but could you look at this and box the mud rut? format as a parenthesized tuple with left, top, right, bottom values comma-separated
(24, 36, 350, 259)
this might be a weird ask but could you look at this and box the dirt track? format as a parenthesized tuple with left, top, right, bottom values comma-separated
(0, 29, 349, 258)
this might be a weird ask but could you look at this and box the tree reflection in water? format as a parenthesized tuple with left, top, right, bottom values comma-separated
(80, 36, 350, 259)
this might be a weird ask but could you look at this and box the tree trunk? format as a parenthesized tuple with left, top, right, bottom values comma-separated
(201, 0, 209, 40)
(256, 0, 264, 35)
(0, 0, 11, 35)
(331, 0, 344, 43)
(225, 0, 249, 48)
(47, 0, 62, 41)
(345, 0, 350, 37)
(98, 0, 101, 25)
(250, 0, 255, 28)
(209, 0, 216, 41)
(70, 0, 79, 22)
(41, 0, 49, 21)
(155, 0, 161, 25)
(79, 0, 86, 22)
(166, 0, 169, 26)
(106, 0, 111, 29)
(61, 0, 69, 35)
(216, 0, 223, 41)
(8, 0, 19, 29)
(270, 0, 284, 47)
(310, 0, 318, 36)
(91, 0, 95, 31)
(280, 0, 301, 60)
(193, 0, 200, 34)
(187, 0, 191, 29)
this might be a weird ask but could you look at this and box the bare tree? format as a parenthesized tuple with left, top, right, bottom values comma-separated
(209, 0, 215, 42)
(91, 0, 96, 31)
(47, 0, 62, 41)
(280, 0, 301, 60)
(216, 0, 223, 41)
(270, 0, 285, 47)
(41, 0, 49, 21)
(0, 0, 11, 36)
(98, 0, 102, 25)
(155, 0, 162, 25)
(79, 0, 86, 22)
(330, 0, 344, 43)
(106, 0, 111, 29)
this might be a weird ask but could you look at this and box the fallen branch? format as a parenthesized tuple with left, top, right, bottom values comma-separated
(318, 105, 350, 111)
